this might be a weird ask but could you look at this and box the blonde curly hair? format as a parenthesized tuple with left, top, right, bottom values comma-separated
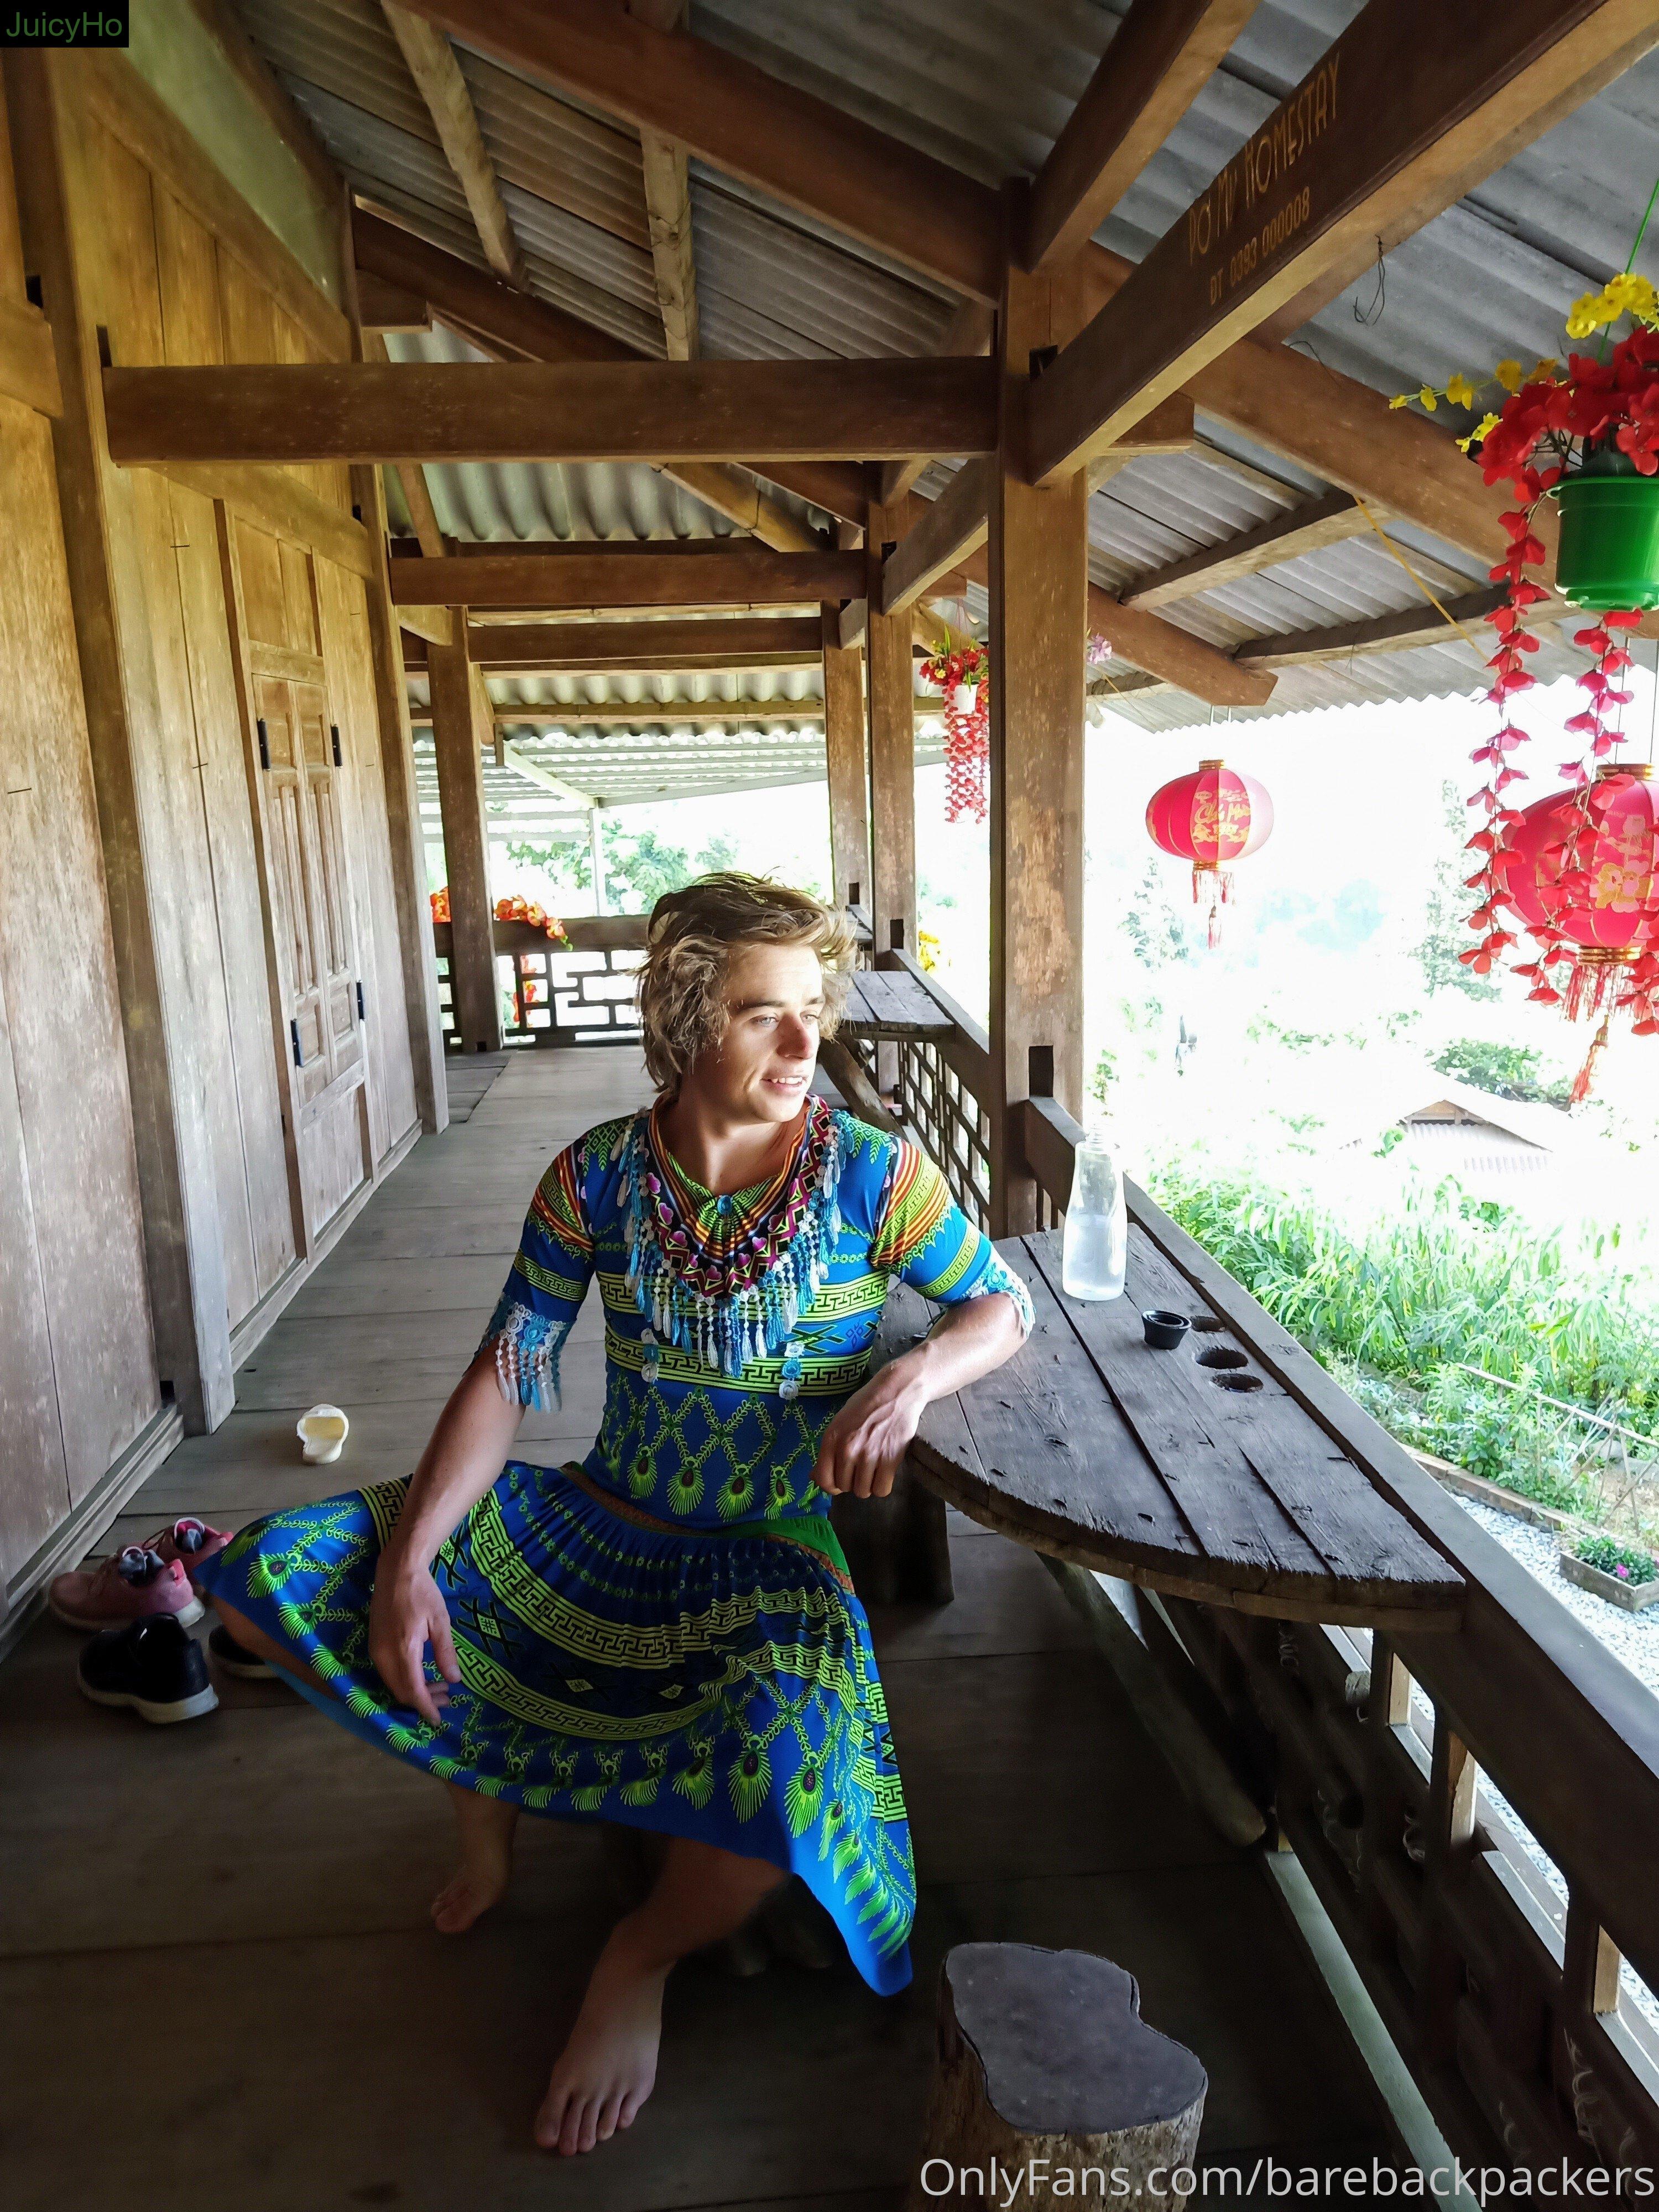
(636, 872, 855, 1093)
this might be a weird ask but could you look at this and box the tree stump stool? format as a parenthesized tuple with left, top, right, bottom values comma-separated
(907, 1944, 1208, 2212)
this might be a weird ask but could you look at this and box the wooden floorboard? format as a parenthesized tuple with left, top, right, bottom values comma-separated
(2, 1046, 1387, 2206)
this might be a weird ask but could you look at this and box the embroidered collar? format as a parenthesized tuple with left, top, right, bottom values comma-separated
(619, 1097, 844, 1385)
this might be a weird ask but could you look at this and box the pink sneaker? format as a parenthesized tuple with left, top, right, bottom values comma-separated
(48, 1546, 205, 1632)
(145, 1515, 230, 1588)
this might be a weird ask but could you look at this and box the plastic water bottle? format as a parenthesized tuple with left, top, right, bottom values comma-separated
(1062, 1133, 1127, 1301)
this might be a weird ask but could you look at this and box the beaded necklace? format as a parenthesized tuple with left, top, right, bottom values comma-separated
(619, 1096, 844, 1395)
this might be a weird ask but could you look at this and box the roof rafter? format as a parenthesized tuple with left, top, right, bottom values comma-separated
(625, 0, 700, 361)
(380, 1, 529, 288)
(1121, 487, 1375, 608)
(1026, 0, 1659, 482)
(1022, 0, 1262, 271)
(440, 614, 826, 672)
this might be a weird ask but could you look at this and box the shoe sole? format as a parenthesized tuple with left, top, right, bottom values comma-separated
(76, 1676, 220, 1725)
(49, 1593, 206, 1634)
(211, 1648, 277, 1681)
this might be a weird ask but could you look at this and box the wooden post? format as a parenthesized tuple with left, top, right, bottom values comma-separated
(6, 53, 233, 1430)
(866, 499, 915, 957)
(589, 806, 607, 915)
(987, 228, 1089, 1237)
(428, 624, 500, 1051)
(821, 602, 868, 911)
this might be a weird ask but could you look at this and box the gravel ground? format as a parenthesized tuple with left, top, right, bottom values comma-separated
(1451, 1493, 1659, 1698)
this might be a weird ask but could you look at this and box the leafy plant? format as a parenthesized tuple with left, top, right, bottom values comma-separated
(1573, 1533, 1658, 1585)
(1432, 1037, 1573, 1107)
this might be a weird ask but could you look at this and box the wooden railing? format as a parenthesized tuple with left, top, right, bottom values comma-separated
(1015, 1088, 1659, 2186)
(433, 915, 648, 1049)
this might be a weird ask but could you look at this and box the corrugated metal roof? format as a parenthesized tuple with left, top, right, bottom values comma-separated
(232, 0, 1658, 771)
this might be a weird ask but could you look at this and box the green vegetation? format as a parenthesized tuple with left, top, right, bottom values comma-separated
(1573, 1534, 1658, 1585)
(1147, 1162, 1659, 1543)
(507, 827, 750, 912)
(1432, 1037, 1573, 1107)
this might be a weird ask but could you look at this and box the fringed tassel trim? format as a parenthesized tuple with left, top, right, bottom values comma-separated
(478, 1293, 571, 1411)
(620, 1109, 846, 1380)
(974, 1247, 1036, 1339)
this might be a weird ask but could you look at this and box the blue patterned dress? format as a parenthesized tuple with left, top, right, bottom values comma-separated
(196, 1099, 1032, 1995)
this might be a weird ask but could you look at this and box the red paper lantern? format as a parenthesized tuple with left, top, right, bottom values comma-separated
(1497, 765, 1659, 1086)
(1146, 758, 1274, 946)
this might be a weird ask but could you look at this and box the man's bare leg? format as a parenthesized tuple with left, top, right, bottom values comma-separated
(535, 1834, 789, 2156)
(431, 1784, 519, 1933)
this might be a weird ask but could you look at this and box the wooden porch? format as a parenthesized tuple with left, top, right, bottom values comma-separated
(0, 1047, 1387, 2208)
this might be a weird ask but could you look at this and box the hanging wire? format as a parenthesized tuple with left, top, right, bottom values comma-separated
(1649, 637, 1658, 768)
(1352, 239, 1386, 326)
(1350, 494, 1491, 668)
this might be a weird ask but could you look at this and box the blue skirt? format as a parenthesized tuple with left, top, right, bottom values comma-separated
(192, 1459, 916, 1994)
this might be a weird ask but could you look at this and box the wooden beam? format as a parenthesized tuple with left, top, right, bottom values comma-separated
(1027, 0, 1659, 482)
(362, 330, 448, 559)
(1185, 339, 1527, 570)
(880, 458, 990, 618)
(1022, 0, 1261, 271)
(101, 357, 1000, 467)
(392, 0, 1005, 302)
(879, 297, 996, 507)
(497, 738, 594, 808)
(625, 0, 699, 359)
(866, 503, 916, 966)
(988, 258, 1089, 1238)
(395, 602, 453, 645)
(352, 208, 868, 532)
(822, 604, 869, 911)
(185, 0, 343, 212)
(0, 289, 62, 416)
(460, 614, 826, 672)
(381, 2, 528, 288)
(356, 271, 432, 331)
(1123, 487, 1373, 607)
(881, 395, 1193, 619)
(1234, 584, 1506, 669)
(388, 541, 864, 610)
(948, 539, 1272, 707)
(427, 630, 500, 1049)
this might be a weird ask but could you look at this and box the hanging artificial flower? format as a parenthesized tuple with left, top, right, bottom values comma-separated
(429, 886, 451, 925)
(1410, 271, 1659, 1095)
(919, 641, 990, 823)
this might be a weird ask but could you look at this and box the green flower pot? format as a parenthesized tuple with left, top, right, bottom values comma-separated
(1554, 469, 1659, 611)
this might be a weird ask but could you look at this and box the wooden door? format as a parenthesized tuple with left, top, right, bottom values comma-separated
(228, 519, 373, 1243)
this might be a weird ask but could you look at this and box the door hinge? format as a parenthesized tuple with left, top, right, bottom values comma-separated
(331, 723, 342, 767)
(290, 1018, 302, 1068)
(356, 979, 365, 1023)
(257, 718, 270, 770)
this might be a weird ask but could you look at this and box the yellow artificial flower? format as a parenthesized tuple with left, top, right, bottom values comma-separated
(1566, 287, 1615, 340)
(1494, 359, 1525, 394)
(1605, 270, 1659, 326)
(1445, 372, 1479, 410)
(1388, 391, 1412, 409)
(1417, 384, 1438, 413)
(1457, 412, 1501, 453)
(1531, 357, 1559, 382)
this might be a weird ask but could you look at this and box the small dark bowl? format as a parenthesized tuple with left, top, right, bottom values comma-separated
(1141, 1308, 1192, 1350)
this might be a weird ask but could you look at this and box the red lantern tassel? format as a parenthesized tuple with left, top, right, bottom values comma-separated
(1570, 1013, 1612, 1105)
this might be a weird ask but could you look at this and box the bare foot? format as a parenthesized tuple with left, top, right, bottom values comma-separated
(431, 1787, 518, 1934)
(535, 1931, 669, 2154)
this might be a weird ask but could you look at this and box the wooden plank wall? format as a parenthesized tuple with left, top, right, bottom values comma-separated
(0, 75, 163, 1606)
(0, 45, 427, 1619)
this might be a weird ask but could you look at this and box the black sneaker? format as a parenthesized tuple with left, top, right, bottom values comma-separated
(77, 1616, 219, 1725)
(207, 1621, 277, 1681)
